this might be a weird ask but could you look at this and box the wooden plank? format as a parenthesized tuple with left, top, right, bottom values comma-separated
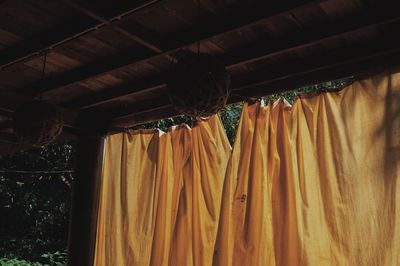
(223, 15, 399, 68)
(230, 39, 400, 90)
(110, 105, 176, 129)
(61, 0, 165, 53)
(0, 16, 97, 69)
(0, 91, 80, 129)
(232, 51, 400, 98)
(110, 37, 400, 127)
(68, 0, 160, 19)
(0, 0, 163, 70)
(23, 0, 322, 96)
(65, 13, 400, 110)
(64, 75, 166, 109)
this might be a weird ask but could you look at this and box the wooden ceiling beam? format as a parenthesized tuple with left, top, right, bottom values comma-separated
(0, 0, 163, 70)
(64, 76, 167, 109)
(109, 38, 400, 127)
(0, 16, 96, 70)
(60, 0, 166, 54)
(231, 49, 400, 99)
(24, 0, 322, 96)
(65, 13, 400, 110)
(0, 91, 80, 130)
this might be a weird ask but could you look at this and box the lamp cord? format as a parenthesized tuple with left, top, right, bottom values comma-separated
(39, 51, 48, 100)
(197, 0, 201, 54)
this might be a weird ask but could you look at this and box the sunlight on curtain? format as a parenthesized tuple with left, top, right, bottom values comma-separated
(94, 72, 400, 266)
(94, 116, 231, 266)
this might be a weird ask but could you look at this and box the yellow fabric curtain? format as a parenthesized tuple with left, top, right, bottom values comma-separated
(94, 116, 231, 266)
(94, 72, 400, 266)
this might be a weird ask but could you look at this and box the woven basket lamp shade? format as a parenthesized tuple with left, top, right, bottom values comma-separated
(13, 100, 64, 146)
(167, 53, 231, 118)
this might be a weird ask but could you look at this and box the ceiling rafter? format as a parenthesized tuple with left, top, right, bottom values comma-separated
(60, 0, 166, 54)
(2, 0, 400, 154)
(64, 13, 400, 110)
(109, 38, 400, 127)
(0, 0, 163, 70)
(1, 1, 399, 132)
(20, 0, 323, 96)
(0, 90, 80, 130)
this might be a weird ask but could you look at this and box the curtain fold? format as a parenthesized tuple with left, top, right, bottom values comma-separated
(94, 72, 400, 266)
(94, 116, 231, 266)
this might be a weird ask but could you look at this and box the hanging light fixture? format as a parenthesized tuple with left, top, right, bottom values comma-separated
(167, 1, 231, 119)
(168, 53, 230, 118)
(13, 51, 64, 146)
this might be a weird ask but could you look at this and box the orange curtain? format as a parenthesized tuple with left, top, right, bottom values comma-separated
(94, 72, 400, 266)
(94, 116, 231, 266)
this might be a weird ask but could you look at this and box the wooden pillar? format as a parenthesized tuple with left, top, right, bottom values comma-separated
(67, 135, 106, 266)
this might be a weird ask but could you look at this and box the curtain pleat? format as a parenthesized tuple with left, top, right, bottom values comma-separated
(94, 116, 231, 266)
(94, 72, 400, 266)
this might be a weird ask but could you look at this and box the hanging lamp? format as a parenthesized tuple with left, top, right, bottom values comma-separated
(167, 1, 231, 119)
(13, 51, 64, 146)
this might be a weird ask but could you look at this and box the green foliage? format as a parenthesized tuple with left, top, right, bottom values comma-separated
(264, 78, 353, 104)
(0, 143, 74, 264)
(40, 251, 67, 266)
(0, 251, 66, 266)
(132, 106, 244, 144)
(132, 115, 194, 132)
(0, 257, 42, 266)
(219, 103, 243, 143)
(264, 87, 314, 104)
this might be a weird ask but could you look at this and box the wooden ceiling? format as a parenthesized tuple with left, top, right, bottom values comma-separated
(1, 0, 400, 153)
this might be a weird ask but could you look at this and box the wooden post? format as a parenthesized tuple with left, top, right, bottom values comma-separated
(67, 135, 106, 266)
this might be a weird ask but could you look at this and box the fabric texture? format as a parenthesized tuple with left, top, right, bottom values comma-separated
(94, 72, 400, 266)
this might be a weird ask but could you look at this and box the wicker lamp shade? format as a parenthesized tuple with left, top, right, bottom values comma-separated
(167, 53, 231, 118)
(13, 100, 64, 146)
